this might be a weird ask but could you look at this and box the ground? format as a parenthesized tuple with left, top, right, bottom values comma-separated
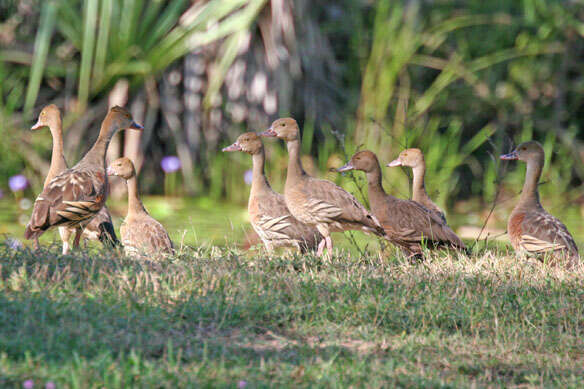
(1, 242, 583, 388)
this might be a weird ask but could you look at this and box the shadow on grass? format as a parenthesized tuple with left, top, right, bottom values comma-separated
(1, 246, 583, 386)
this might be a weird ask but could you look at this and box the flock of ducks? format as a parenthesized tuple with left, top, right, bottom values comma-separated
(24, 105, 580, 268)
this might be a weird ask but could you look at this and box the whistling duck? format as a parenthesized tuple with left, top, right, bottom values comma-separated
(501, 141, 579, 267)
(337, 150, 467, 256)
(223, 132, 321, 252)
(27, 104, 119, 254)
(387, 148, 447, 223)
(260, 118, 386, 258)
(24, 106, 142, 250)
(107, 157, 173, 257)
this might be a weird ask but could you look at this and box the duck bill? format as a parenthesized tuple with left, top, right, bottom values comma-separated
(106, 166, 116, 176)
(222, 142, 242, 152)
(129, 121, 144, 130)
(31, 120, 44, 131)
(259, 127, 277, 137)
(336, 162, 355, 173)
(500, 150, 519, 160)
(386, 159, 402, 167)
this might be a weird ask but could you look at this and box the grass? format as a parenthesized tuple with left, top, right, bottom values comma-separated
(1, 242, 583, 388)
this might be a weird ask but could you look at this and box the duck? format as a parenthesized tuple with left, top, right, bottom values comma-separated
(387, 148, 447, 223)
(500, 141, 579, 267)
(107, 157, 173, 257)
(223, 132, 321, 252)
(260, 118, 386, 258)
(337, 150, 467, 256)
(27, 104, 119, 254)
(24, 106, 142, 250)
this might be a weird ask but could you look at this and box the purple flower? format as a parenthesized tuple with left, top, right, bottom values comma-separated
(238, 381, 247, 389)
(6, 238, 23, 250)
(23, 380, 34, 389)
(9, 175, 28, 192)
(243, 169, 253, 185)
(45, 382, 56, 389)
(161, 156, 181, 173)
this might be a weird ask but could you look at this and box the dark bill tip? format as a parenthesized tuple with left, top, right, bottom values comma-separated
(129, 121, 144, 130)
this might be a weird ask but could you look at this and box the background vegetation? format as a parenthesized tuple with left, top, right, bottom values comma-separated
(1, 1, 584, 386)
(1, 0, 583, 248)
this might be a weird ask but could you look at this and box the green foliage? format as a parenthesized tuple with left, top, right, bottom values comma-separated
(1, 245, 584, 386)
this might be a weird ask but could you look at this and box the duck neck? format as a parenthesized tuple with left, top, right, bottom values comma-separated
(81, 118, 118, 168)
(366, 162, 389, 207)
(126, 176, 146, 216)
(411, 164, 428, 202)
(518, 157, 542, 208)
(286, 139, 306, 181)
(45, 121, 68, 186)
(250, 149, 271, 197)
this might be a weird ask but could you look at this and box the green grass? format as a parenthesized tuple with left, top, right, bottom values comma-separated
(1, 243, 583, 388)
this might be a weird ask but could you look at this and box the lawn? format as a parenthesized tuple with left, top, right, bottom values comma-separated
(1, 242, 583, 388)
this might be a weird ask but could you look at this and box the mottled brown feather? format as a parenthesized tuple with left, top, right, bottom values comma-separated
(501, 141, 579, 267)
(341, 150, 466, 256)
(25, 107, 138, 244)
(108, 157, 173, 258)
(224, 132, 321, 252)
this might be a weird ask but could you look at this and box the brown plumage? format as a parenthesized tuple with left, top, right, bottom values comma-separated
(387, 148, 447, 223)
(501, 141, 579, 267)
(107, 157, 173, 258)
(223, 132, 321, 252)
(24, 106, 142, 250)
(337, 150, 467, 256)
(260, 118, 386, 257)
(27, 104, 119, 253)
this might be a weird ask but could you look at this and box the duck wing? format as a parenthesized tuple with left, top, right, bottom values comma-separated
(25, 168, 106, 239)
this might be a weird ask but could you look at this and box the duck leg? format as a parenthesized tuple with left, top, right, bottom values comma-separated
(33, 237, 40, 251)
(59, 227, 72, 255)
(72, 227, 83, 250)
(316, 239, 326, 257)
(325, 236, 333, 257)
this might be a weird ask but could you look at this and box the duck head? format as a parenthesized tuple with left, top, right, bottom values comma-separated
(259, 117, 299, 142)
(107, 157, 136, 180)
(387, 148, 424, 168)
(31, 104, 61, 131)
(337, 150, 379, 173)
(107, 106, 143, 132)
(500, 141, 544, 164)
(223, 132, 263, 155)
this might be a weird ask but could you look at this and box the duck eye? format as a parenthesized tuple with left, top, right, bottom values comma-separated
(281, 123, 286, 127)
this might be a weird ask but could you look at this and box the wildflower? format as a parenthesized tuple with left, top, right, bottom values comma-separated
(244, 169, 253, 185)
(6, 238, 23, 250)
(23, 380, 34, 389)
(238, 381, 247, 389)
(9, 175, 28, 192)
(45, 382, 56, 389)
(160, 156, 181, 173)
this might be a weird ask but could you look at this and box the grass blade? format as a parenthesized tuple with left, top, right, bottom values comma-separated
(78, 0, 99, 110)
(23, 1, 57, 113)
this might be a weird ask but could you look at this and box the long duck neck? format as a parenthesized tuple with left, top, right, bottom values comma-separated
(80, 117, 118, 168)
(366, 161, 392, 208)
(126, 176, 147, 216)
(285, 139, 306, 184)
(411, 164, 428, 202)
(518, 157, 543, 209)
(45, 120, 68, 187)
(250, 149, 272, 198)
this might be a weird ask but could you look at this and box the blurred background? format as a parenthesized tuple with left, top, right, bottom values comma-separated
(0, 0, 582, 251)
